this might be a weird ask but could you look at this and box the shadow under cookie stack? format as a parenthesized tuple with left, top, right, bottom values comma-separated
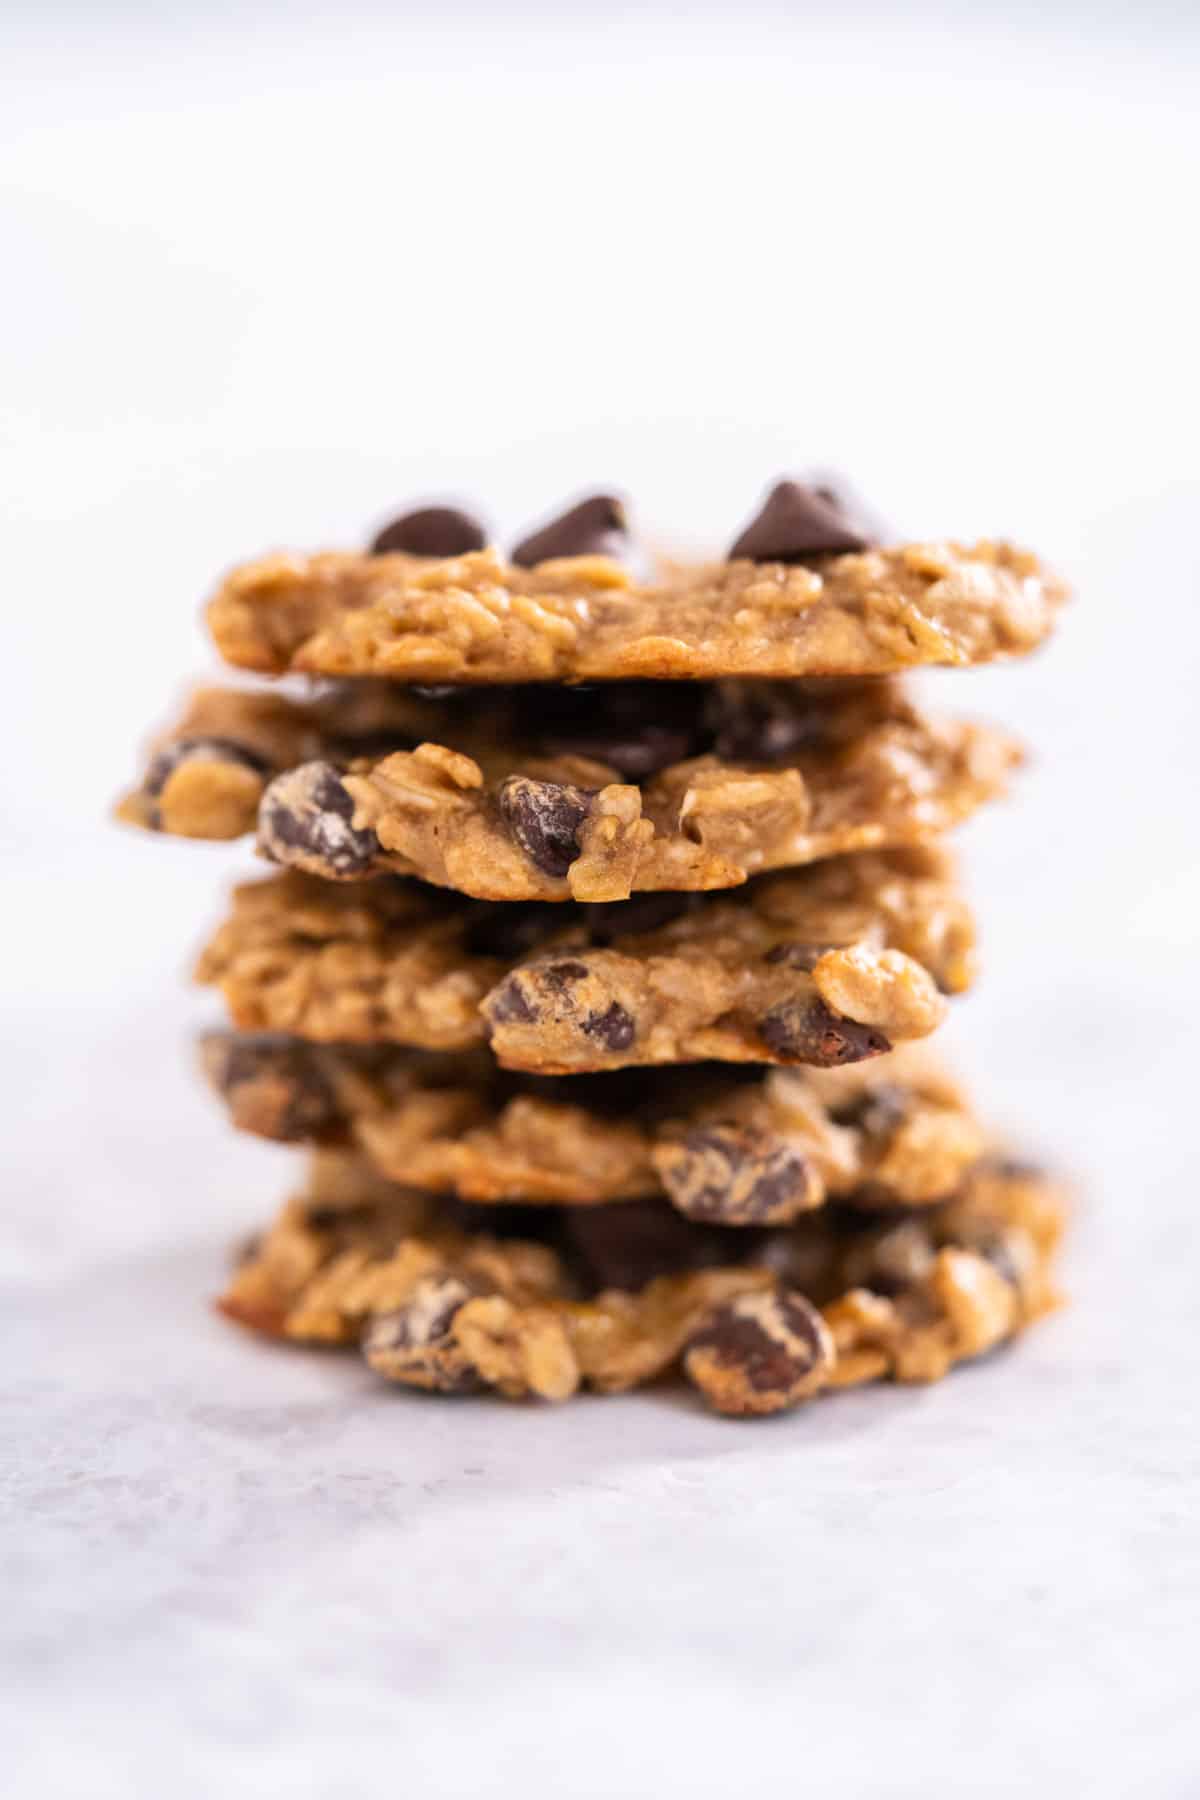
(119, 480, 1069, 1417)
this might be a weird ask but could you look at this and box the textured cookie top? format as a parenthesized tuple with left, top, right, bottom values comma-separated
(194, 847, 974, 1073)
(200, 1033, 986, 1216)
(207, 538, 1066, 685)
(118, 676, 1021, 901)
(217, 1151, 1066, 1413)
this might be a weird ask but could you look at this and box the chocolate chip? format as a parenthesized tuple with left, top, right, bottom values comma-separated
(708, 687, 834, 764)
(683, 1288, 834, 1415)
(202, 1032, 341, 1141)
(581, 1002, 636, 1052)
(144, 736, 270, 798)
(464, 904, 561, 962)
(728, 479, 875, 563)
(369, 505, 487, 558)
(842, 1220, 936, 1295)
(542, 960, 589, 989)
(485, 977, 539, 1025)
(257, 761, 380, 878)
(764, 941, 838, 973)
(549, 722, 699, 780)
(564, 1199, 746, 1295)
(659, 1126, 821, 1226)
(760, 996, 890, 1066)
(582, 892, 694, 944)
(537, 681, 707, 778)
(498, 776, 594, 877)
(829, 1083, 909, 1139)
(361, 1275, 483, 1394)
(511, 494, 628, 567)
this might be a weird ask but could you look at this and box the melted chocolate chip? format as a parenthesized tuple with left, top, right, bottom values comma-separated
(728, 479, 875, 563)
(829, 1083, 909, 1139)
(144, 736, 270, 798)
(511, 493, 628, 567)
(361, 1275, 484, 1394)
(498, 776, 595, 877)
(205, 1032, 340, 1141)
(464, 904, 561, 962)
(564, 1199, 746, 1295)
(542, 960, 589, 990)
(662, 1126, 820, 1226)
(582, 892, 694, 944)
(369, 505, 487, 558)
(708, 686, 834, 765)
(581, 1001, 636, 1052)
(485, 977, 538, 1025)
(257, 761, 380, 878)
(537, 681, 708, 778)
(760, 996, 890, 1066)
(684, 1288, 833, 1412)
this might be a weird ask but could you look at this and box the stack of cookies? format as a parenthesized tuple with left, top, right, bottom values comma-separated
(118, 481, 1069, 1416)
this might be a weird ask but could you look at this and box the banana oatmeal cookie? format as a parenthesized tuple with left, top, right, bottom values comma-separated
(201, 1034, 985, 1218)
(206, 482, 1067, 685)
(195, 848, 973, 1071)
(118, 676, 1020, 902)
(218, 1151, 1065, 1415)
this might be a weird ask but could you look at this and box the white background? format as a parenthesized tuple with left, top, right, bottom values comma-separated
(3, 4, 1199, 1794)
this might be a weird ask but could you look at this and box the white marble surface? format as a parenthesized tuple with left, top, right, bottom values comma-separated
(3, 6, 1200, 1795)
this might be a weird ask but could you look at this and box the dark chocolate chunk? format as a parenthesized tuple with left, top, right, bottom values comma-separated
(581, 1001, 636, 1052)
(660, 1125, 820, 1226)
(361, 1275, 483, 1394)
(257, 761, 380, 879)
(369, 505, 487, 558)
(683, 1288, 834, 1414)
(498, 776, 594, 878)
(511, 493, 628, 567)
(144, 736, 270, 798)
(728, 479, 875, 563)
(760, 995, 890, 1066)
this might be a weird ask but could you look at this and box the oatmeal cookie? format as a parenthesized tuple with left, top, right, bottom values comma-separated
(206, 482, 1066, 684)
(208, 541, 1065, 686)
(201, 1035, 985, 1217)
(195, 848, 973, 1071)
(218, 1151, 1065, 1415)
(118, 677, 1020, 901)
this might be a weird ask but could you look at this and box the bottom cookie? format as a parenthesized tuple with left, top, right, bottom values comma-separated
(219, 1151, 1066, 1416)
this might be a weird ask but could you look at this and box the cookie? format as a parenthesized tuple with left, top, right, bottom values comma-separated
(195, 847, 974, 1071)
(217, 1151, 1066, 1415)
(201, 1034, 986, 1217)
(119, 677, 1021, 902)
(208, 540, 1065, 686)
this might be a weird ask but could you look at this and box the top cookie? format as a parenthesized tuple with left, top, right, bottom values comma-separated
(205, 482, 1067, 685)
